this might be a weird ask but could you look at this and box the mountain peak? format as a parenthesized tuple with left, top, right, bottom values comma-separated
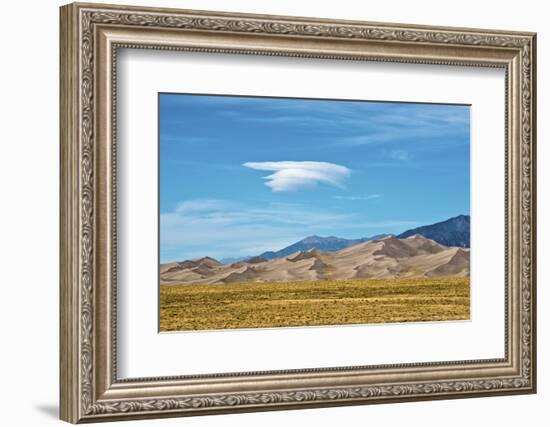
(300, 235, 341, 244)
(397, 215, 470, 248)
(300, 235, 324, 243)
(447, 214, 470, 223)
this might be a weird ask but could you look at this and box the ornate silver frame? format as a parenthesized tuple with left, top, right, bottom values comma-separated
(60, 2, 537, 423)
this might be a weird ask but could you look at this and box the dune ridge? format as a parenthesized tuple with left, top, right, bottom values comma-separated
(160, 235, 470, 285)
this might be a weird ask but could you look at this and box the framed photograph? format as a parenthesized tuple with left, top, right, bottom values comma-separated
(60, 2, 537, 423)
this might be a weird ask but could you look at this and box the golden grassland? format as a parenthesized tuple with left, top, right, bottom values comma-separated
(159, 276, 470, 332)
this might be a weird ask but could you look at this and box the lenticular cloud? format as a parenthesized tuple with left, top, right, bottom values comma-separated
(243, 161, 351, 192)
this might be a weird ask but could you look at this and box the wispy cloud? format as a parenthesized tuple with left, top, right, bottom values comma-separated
(160, 198, 418, 262)
(333, 194, 381, 201)
(243, 161, 350, 192)
(161, 94, 470, 164)
(175, 199, 236, 213)
(161, 199, 352, 261)
(335, 106, 470, 150)
(388, 150, 410, 162)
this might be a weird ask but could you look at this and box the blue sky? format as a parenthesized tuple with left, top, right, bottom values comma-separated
(159, 93, 470, 262)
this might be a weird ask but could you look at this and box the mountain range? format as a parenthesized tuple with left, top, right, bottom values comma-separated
(220, 214, 469, 264)
(160, 234, 470, 285)
(161, 214, 471, 285)
(256, 233, 390, 261)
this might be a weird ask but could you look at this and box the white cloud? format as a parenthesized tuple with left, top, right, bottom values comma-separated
(388, 150, 410, 162)
(243, 161, 350, 192)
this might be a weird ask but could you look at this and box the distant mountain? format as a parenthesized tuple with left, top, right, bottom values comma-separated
(219, 256, 249, 264)
(397, 215, 470, 248)
(257, 234, 391, 261)
(199, 215, 470, 265)
(160, 235, 469, 285)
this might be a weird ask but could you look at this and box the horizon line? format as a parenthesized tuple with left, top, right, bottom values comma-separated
(160, 213, 470, 264)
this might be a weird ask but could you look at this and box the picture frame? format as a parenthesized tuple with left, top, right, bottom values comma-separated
(59, 2, 537, 423)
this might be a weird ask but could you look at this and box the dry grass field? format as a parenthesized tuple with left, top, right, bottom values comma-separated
(159, 276, 470, 331)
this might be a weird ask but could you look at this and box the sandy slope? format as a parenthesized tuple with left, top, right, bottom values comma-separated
(160, 235, 470, 285)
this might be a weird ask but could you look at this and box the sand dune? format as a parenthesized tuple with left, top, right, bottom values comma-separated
(160, 235, 470, 285)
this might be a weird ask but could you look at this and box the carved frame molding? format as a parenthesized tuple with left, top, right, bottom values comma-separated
(60, 2, 536, 423)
